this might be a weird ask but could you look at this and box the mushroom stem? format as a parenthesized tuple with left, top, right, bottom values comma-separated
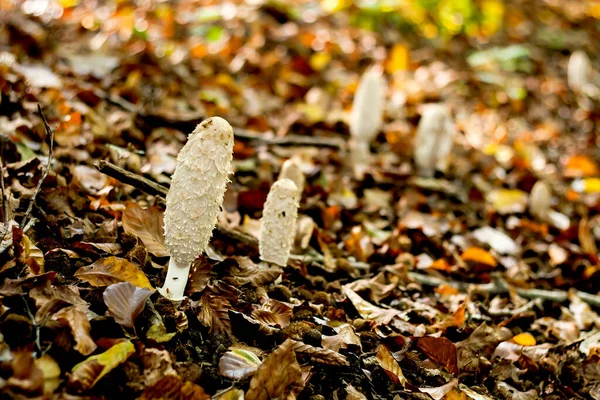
(158, 258, 191, 301)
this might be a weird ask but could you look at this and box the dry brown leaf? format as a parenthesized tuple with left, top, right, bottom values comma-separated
(103, 282, 154, 328)
(288, 339, 350, 367)
(579, 217, 598, 258)
(75, 256, 153, 289)
(225, 256, 282, 287)
(196, 293, 232, 335)
(252, 299, 293, 328)
(417, 336, 459, 375)
(343, 286, 399, 325)
(52, 306, 97, 356)
(343, 272, 396, 303)
(122, 201, 168, 257)
(186, 256, 213, 295)
(139, 375, 210, 400)
(140, 347, 177, 386)
(246, 339, 304, 400)
(6, 351, 44, 394)
(375, 345, 406, 386)
(322, 325, 362, 352)
(345, 384, 368, 400)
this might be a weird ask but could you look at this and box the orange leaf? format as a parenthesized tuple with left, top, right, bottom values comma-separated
(461, 247, 497, 267)
(435, 284, 459, 297)
(565, 155, 598, 178)
(512, 332, 536, 346)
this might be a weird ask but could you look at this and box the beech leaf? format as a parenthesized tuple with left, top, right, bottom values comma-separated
(52, 306, 97, 356)
(219, 347, 262, 380)
(122, 201, 168, 257)
(417, 336, 459, 375)
(75, 256, 153, 289)
(103, 282, 154, 328)
(375, 345, 406, 386)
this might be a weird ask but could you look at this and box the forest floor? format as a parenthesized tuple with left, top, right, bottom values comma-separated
(1, 1, 600, 399)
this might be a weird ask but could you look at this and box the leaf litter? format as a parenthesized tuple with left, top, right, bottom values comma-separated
(1, 1, 600, 399)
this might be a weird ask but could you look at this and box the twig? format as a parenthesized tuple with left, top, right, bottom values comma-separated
(95, 161, 260, 247)
(0, 218, 37, 256)
(22, 105, 55, 228)
(22, 296, 51, 358)
(0, 135, 9, 244)
(95, 160, 169, 198)
(135, 112, 345, 149)
(405, 271, 600, 309)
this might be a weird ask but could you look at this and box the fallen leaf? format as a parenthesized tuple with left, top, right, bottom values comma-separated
(196, 293, 232, 335)
(376, 345, 406, 386)
(418, 378, 458, 400)
(139, 375, 210, 400)
(322, 324, 362, 352)
(288, 340, 350, 366)
(52, 306, 97, 355)
(122, 201, 168, 257)
(512, 332, 536, 346)
(75, 256, 153, 289)
(103, 282, 154, 328)
(252, 299, 293, 328)
(246, 339, 304, 400)
(343, 286, 399, 325)
(69, 340, 135, 392)
(35, 355, 61, 395)
(417, 336, 459, 375)
(219, 347, 262, 380)
(461, 247, 497, 267)
(564, 154, 598, 177)
(487, 189, 528, 214)
(472, 226, 519, 255)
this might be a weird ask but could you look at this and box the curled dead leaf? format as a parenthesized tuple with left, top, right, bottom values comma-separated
(52, 306, 97, 356)
(103, 282, 154, 328)
(417, 336, 459, 375)
(376, 345, 406, 386)
(122, 201, 168, 257)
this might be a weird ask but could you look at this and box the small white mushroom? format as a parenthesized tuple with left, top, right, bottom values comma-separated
(259, 179, 299, 267)
(278, 158, 305, 194)
(414, 104, 455, 177)
(349, 66, 386, 178)
(568, 51, 594, 95)
(160, 117, 234, 300)
(350, 66, 387, 145)
(529, 180, 551, 221)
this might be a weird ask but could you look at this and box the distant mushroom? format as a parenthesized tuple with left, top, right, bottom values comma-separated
(349, 66, 387, 178)
(414, 104, 455, 177)
(259, 179, 300, 267)
(160, 117, 234, 301)
(568, 50, 596, 96)
(278, 158, 305, 195)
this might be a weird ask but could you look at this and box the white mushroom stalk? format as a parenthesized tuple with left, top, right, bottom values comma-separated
(414, 103, 455, 177)
(349, 66, 386, 178)
(160, 117, 233, 301)
(568, 51, 596, 96)
(278, 158, 305, 195)
(259, 179, 299, 267)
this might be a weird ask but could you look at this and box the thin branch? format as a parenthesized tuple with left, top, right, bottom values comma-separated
(22, 105, 55, 228)
(95, 160, 260, 247)
(405, 271, 600, 309)
(95, 160, 169, 198)
(0, 135, 9, 244)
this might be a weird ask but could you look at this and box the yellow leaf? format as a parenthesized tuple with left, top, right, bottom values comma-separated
(488, 189, 528, 214)
(512, 332, 536, 346)
(75, 257, 153, 289)
(309, 53, 331, 72)
(573, 178, 600, 194)
(443, 389, 468, 400)
(461, 247, 497, 267)
(70, 341, 135, 391)
(386, 44, 409, 74)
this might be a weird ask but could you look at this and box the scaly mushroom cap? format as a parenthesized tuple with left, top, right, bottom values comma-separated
(278, 158, 305, 194)
(414, 104, 455, 177)
(164, 117, 234, 266)
(259, 179, 299, 266)
(350, 66, 387, 144)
